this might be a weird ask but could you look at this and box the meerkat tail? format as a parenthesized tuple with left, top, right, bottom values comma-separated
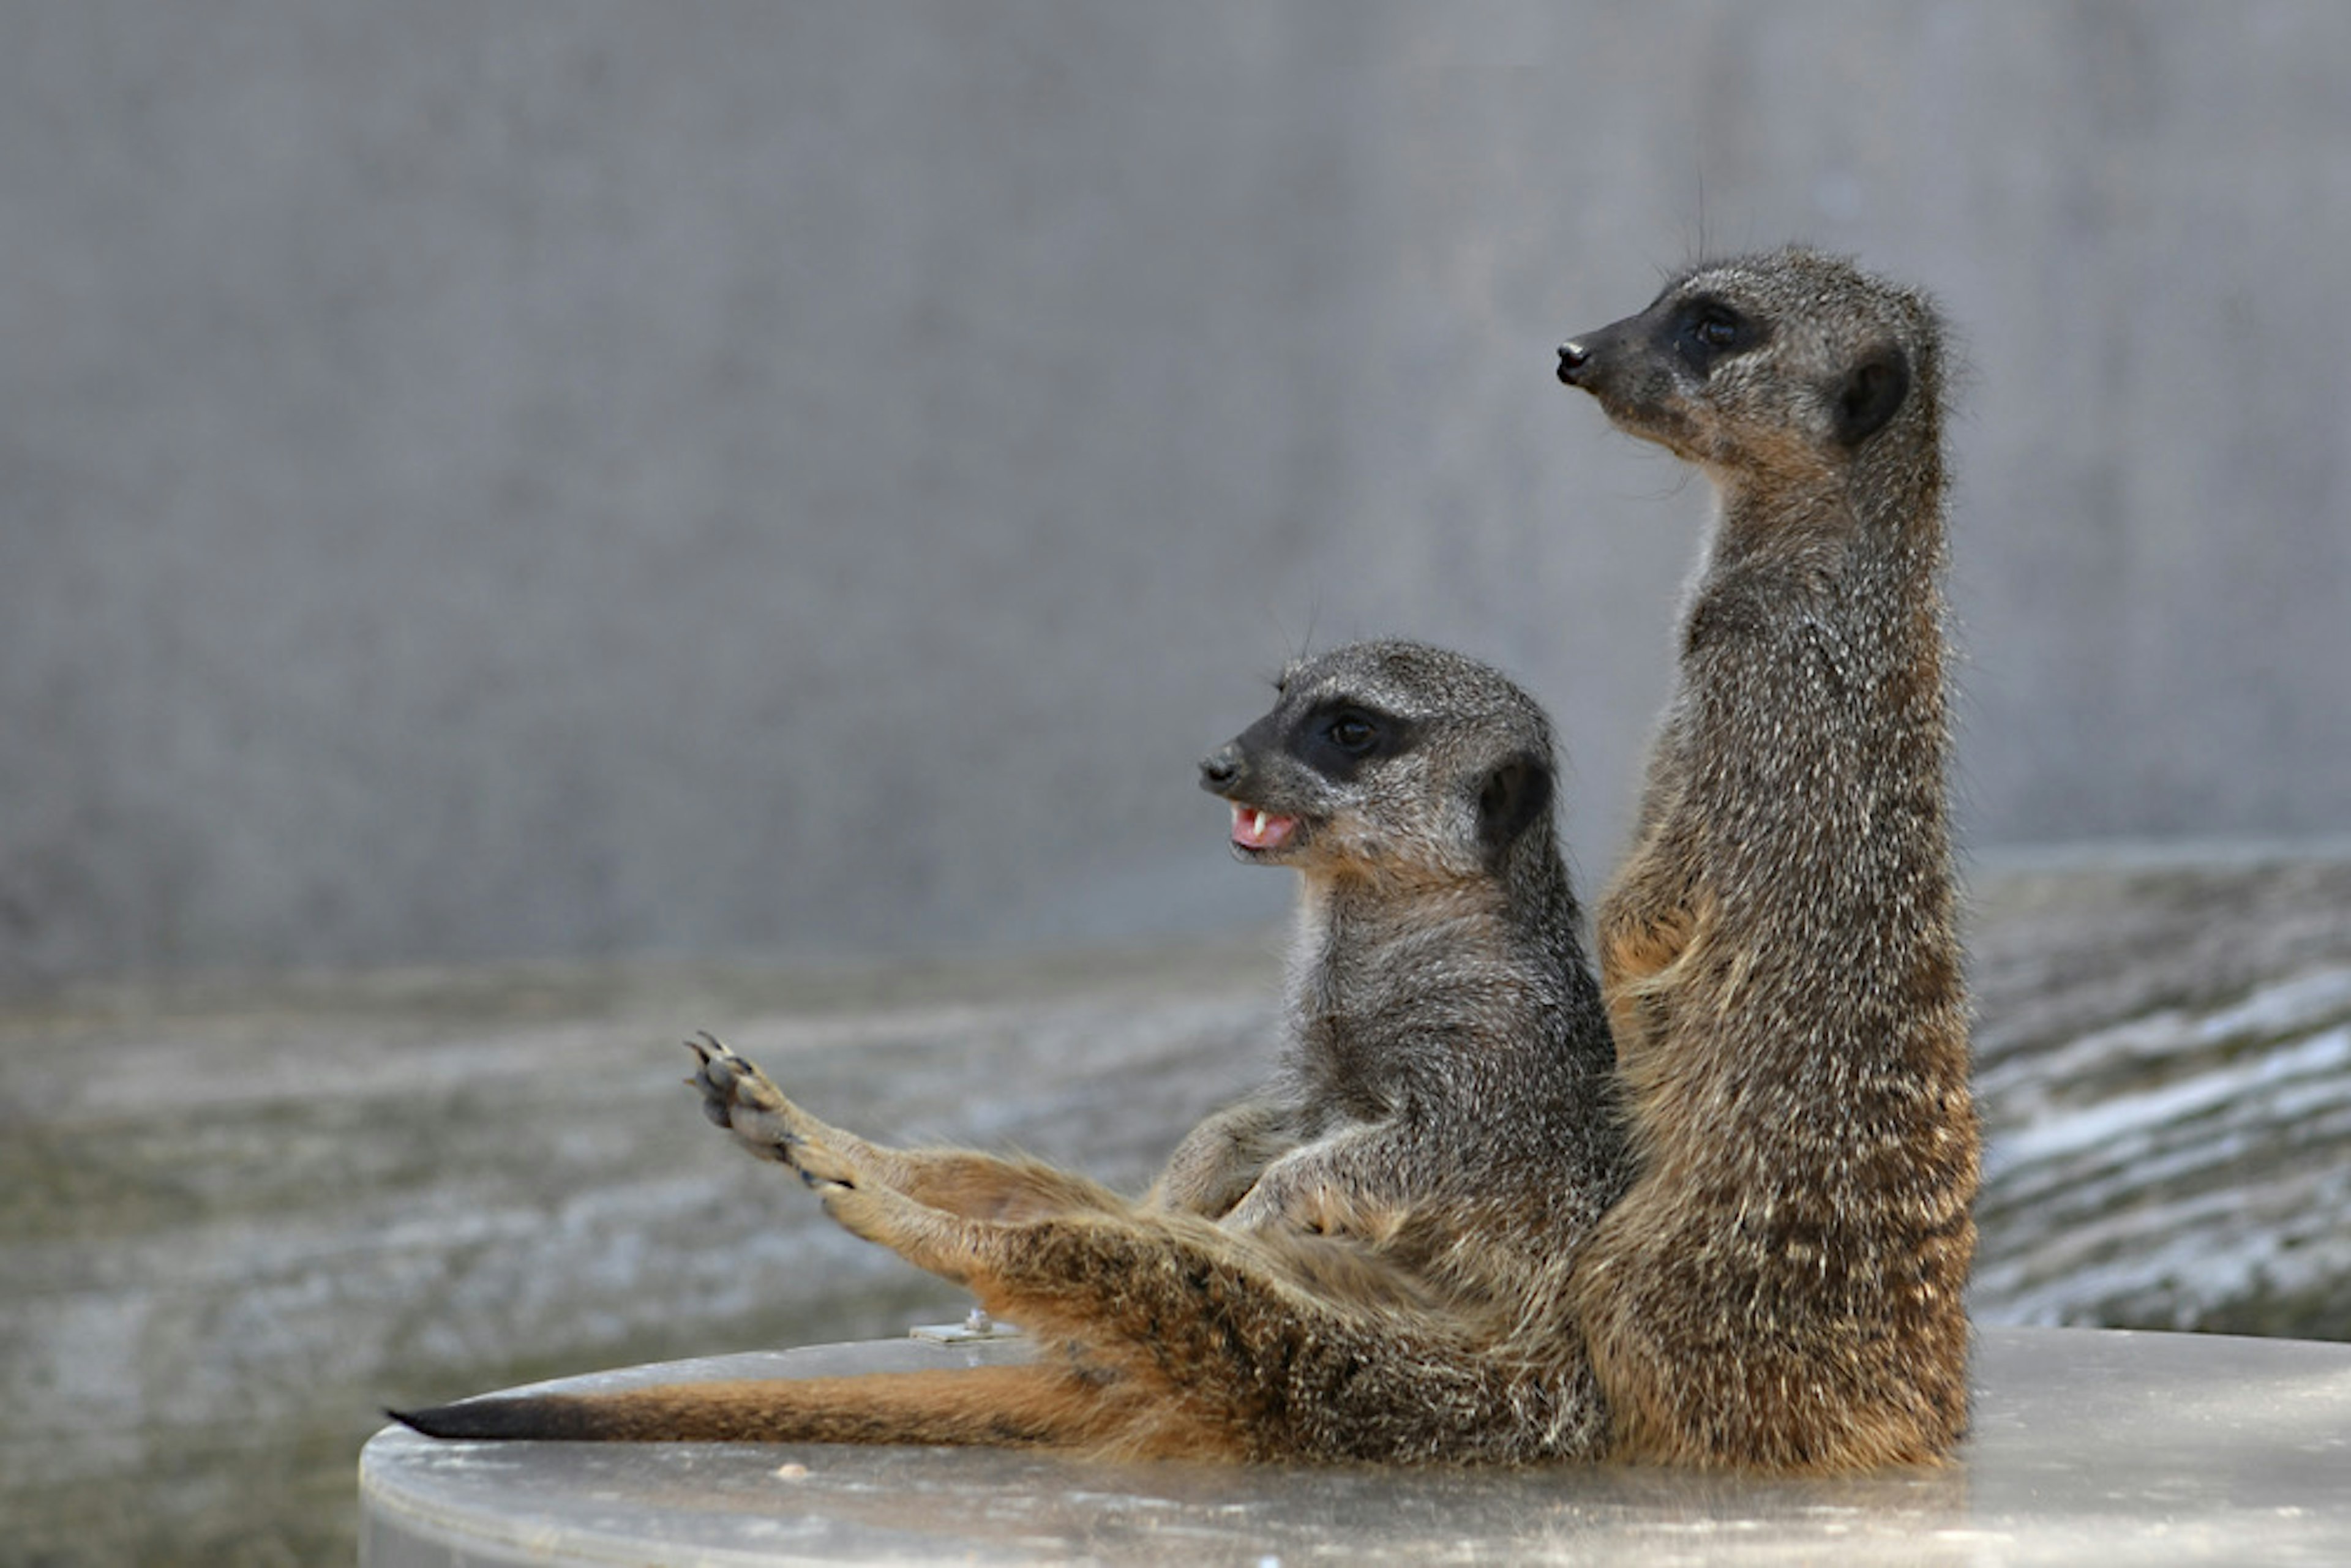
(388, 1362, 1150, 1449)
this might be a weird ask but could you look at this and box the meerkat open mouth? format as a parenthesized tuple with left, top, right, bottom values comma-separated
(1229, 803, 1299, 853)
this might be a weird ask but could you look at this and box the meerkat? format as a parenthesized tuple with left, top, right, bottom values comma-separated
(392, 640, 1630, 1462)
(1554, 248, 1979, 1471)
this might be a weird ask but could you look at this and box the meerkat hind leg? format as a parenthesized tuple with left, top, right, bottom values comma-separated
(689, 1033, 1125, 1220)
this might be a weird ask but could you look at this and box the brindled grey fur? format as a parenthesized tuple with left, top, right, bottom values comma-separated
(1556, 248, 1979, 1470)
(392, 640, 1630, 1463)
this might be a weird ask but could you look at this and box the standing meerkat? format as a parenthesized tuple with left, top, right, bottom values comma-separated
(394, 640, 1630, 1462)
(1554, 248, 1979, 1470)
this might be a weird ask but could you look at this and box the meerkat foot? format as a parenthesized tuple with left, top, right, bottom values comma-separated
(818, 1178, 974, 1283)
(685, 1032, 797, 1142)
(684, 1032, 862, 1187)
(786, 1128, 863, 1190)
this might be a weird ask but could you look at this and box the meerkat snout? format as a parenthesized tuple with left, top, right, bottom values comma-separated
(1556, 341, 1591, 384)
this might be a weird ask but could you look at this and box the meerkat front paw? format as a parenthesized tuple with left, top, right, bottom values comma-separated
(1224, 1163, 1393, 1244)
(1224, 1169, 1346, 1237)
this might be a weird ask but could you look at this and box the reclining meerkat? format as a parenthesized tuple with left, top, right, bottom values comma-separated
(394, 639, 1630, 1462)
(1556, 248, 1979, 1471)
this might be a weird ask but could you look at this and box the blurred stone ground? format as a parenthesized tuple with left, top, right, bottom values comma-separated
(1966, 846, 2351, 1335)
(4, 846, 2348, 1566)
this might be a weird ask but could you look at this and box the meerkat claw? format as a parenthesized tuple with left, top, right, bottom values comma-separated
(683, 1035, 742, 1123)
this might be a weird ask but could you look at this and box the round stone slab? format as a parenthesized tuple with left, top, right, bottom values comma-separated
(361, 1327, 2351, 1566)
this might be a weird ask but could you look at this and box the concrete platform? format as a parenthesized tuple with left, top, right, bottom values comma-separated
(359, 1326, 2351, 1566)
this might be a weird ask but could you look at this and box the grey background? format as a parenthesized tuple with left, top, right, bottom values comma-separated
(4, 2, 2347, 984)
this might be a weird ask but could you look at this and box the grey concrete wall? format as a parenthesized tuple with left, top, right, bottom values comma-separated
(4, 2, 2348, 981)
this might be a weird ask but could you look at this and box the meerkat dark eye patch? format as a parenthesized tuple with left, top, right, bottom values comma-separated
(1289, 701, 1411, 781)
(1668, 298, 1764, 377)
(1831, 345, 1910, 445)
(1475, 753, 1553, 860)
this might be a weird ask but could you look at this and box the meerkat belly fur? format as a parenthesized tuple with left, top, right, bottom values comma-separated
(392, 640, 1630, 1463)
(1556, 249, 1979, 1470)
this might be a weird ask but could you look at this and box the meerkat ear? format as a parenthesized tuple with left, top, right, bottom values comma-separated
(1477, 754, 1553, 860)
(1831, 345, 1910, 446)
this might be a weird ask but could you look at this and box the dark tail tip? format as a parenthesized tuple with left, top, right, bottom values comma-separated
(386, 1395, 596, 1441)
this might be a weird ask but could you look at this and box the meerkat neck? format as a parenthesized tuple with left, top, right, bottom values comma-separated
(1292, 872, 1516, 992)
(1706, 431, 1944, 587)
(1282, 872, 1539, 1112)
(1697, 483, 1847, 601)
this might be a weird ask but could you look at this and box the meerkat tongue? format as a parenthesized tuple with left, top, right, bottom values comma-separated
(1230, 803, 1297, 850)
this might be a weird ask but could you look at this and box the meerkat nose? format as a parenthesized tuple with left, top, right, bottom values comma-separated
(1556, 342, 1591, 384)
(1199, 746, 1243, 792)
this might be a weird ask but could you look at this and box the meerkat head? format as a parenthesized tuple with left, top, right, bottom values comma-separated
(1196, 640, 1556, 887)
(1554, 247, 1938, 483)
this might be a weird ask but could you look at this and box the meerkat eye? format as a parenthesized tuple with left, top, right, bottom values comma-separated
(1292, 702, 1409, 777)
(1673, 301, 1757, 375)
